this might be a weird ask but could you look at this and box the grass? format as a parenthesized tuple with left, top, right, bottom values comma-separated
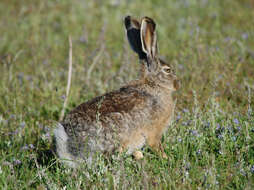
(0, 0, 254, 189)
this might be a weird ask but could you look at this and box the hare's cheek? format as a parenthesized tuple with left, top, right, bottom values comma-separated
(157, 72, 165, 82)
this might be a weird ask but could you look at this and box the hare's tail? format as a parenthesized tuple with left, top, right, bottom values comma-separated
(54, 123, 77, 167)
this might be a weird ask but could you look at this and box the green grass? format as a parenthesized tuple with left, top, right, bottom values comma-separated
(0, 0, 254, 189)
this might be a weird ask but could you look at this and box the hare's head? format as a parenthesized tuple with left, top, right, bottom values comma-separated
(125, 16, 179, 91)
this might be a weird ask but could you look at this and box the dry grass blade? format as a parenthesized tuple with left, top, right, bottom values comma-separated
(60, 35, 73, 121)
(86, 45, 104, 82)
(86, 21, 107, 82)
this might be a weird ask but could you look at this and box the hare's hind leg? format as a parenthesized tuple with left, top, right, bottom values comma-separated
(119, 131, 146, 159)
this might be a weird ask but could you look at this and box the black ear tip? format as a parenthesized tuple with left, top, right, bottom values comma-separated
(124, 16, 131, 29)
(125, 15, 131, 20)
(143, 16, 156, 29)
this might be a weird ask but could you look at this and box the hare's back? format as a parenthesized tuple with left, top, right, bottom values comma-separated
(62, 86, 154, 134)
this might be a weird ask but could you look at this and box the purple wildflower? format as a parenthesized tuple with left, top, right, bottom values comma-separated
(240, 168, 246, 176)
(241, 33, 248, 40)
(61, 95, 66, 100)
(45, 132, 51, 139)
(250, 165, 254, 173)
(196, 149, 201, 155)
(204, 122, 210, 128)
(21, 145, 29, 150)
(20, 121, 26, 128)
(10, 114, 16, 119)
(236, 126, 241, 131)
(190, 130, 198, 137)
(233, 118, 239, 125)
(183, 108, 189, 113)
(218, 135, 223, 140)
(29, 144, 34, 149)
(13, 159, 21, 166)
(182, 120, 191, 126)
(43, 60, 49, 65)
(216, 124, 221, 130)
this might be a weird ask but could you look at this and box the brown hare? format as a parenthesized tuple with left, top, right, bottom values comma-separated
(54, 16, 179, 168)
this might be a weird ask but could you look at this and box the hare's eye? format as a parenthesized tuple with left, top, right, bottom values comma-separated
(164, 68, 171, 73)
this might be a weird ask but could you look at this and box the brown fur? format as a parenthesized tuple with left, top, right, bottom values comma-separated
(54, 16, 179, 167)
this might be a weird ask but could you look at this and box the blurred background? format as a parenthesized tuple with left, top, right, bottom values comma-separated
(0, 0, 253, 118)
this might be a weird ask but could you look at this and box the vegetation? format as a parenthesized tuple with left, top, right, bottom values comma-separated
(0, 0, 253, 189)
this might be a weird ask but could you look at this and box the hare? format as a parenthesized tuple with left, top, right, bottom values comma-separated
(54, 16, 179, 168)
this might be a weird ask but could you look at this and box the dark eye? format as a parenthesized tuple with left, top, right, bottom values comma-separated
(164, 68, 171, 73)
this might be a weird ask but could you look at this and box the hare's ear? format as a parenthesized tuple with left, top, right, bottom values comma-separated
(140, 17, 157, 61)
(124, 16, 146, 60)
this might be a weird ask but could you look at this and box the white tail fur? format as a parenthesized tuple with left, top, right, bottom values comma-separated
(54, 123, 77, 168)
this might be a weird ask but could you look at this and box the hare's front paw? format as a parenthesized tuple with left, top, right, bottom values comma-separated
(161, 152, 168, 159)
(133, 151, 144, 160)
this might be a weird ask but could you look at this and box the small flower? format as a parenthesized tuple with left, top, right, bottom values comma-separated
(43, 60, 48, 65)
(19, 121, 26, 128)
(216, 124, 221, 130)
(43, 125, 50, 133)
(176, 114, 181, 121)
(218, 135, 223, 140)
(182, 120, 191, 126)
(21, 145, 29, 150)
(233, 118, 239, 125)
(190, 130, 198, 137)
(204, 122, 210, 129)
(13, 159, 21, 166)
(29, 144, 34, 149)
(42, 132, 51, 141)
(61, 95, 66, 100)
(250, 165, 254, 173)
(196, 149, 201, 155)
(224, 37, 232, 42)
(227, 126, 233, 133)
(241, 33, 248, 40)
(178, 138, 182, 143)
(10, 114, 16, 119)
(240, 168, 246, 176)
(182, 121, 188, 126)
(45, 132, 50, 138)
(183, 108, 189, 113)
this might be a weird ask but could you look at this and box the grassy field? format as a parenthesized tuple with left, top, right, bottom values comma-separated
(0, 0, 254, 189)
